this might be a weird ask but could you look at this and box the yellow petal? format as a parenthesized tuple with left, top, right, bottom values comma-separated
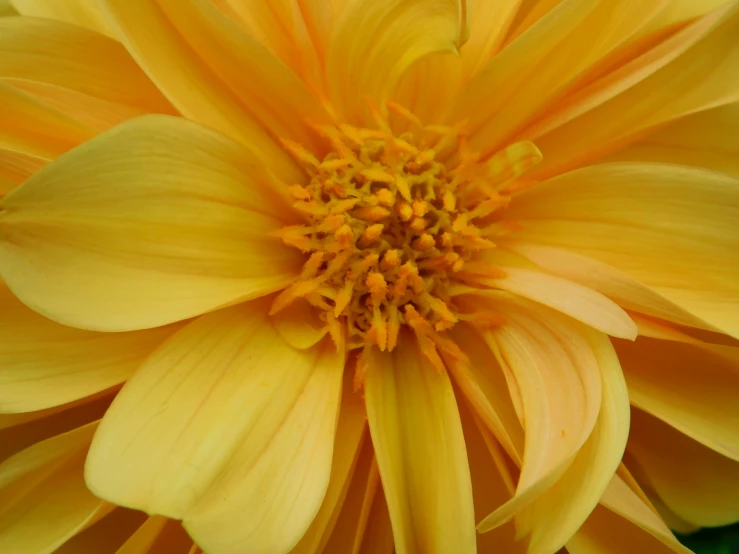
(615, 334, 739, 461)
(356, 487, 395, 554)
(0, 284, 181, 412)
(458, 398, 524, 554)
(507, 163, 739, 338)
(478, 297, 602, 530)
(289, 371, 366, 554)
(459, 0, 521, 82)
(54, 509, 149, 554)
(0, 149, 45, 188)
(475, 266, 637, 339)
(504, 241, 714, 331)
(0, 1, 17, 15)
(503, 329, 630, 554)
(603, 102, 739, 178)
(529, 2, 739, 178)
(10, 0, 115, 37)
(628, 408, 739, 527)
(0, 115, 302, 332)
(446, 322, 524, 464)
(270, 297, 329, 350)
(643, 0, 733, 32)
(567, 474, 692, 554)
(0, 421, 114, 554)
(86, 301, 344, 554)
(0, 17, 173, 114)
(450, 0, 667, 156)
(98, 0, 314, 184)
(326, 0, 468, 124)
(0, 81, 94, 159)
(364, 331, 476, 554)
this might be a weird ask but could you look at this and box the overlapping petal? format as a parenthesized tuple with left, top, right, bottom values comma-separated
(10, 0, 114, 37)
(364, 332, 476, 554)
(86, 301, 344, 554)
(506, 162, 739, 338)
(0, 115, 302, 332)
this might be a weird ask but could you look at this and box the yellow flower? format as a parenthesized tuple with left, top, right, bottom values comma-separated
(0, 1, 738, 553)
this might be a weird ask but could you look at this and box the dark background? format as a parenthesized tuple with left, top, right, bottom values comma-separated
(680, 525, 739, 553)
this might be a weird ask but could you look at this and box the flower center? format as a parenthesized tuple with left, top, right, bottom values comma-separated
(271, 104, 542, 379)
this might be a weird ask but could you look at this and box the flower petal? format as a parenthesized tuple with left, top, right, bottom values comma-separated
(480, 266, 637, 339)
(98, 0, 318, 184)
(326, 0, 468, 124)
(503, 329, 630, 554)
(449, 0, 667, 156)
(567, 474, 692, 554)
(507, 163, 739, 338)
(289, 372, 366, 554)
(10, 0, 115, 37)
(603, 102, 739, 178)
(0, 81, 94, 159)
(0, 16, 173, 114)
(627, 408, 739, 527)
(0, 422, 114, 554)
(615, 334, 739, 461)
(0, 284, 180, 413)
(504, 241, 714, 331)
(270, 298, 329, 350)
(86, 301, 344, 554)
(0, 115, 302, 332)
(528, 2, 739, 178)
(115, 517, 168, 554)
(477, 297, 602, 530)
(364, 332, 477, 554)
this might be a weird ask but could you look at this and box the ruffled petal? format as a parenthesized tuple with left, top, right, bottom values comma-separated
(10, 0, 115, 37)
(364, 332, 476, 554)
(86, 301, 344, 554)
(449, 0, 667, 156)
(627, 408, 739, 527)
(326, 0, 468, 124)
(615, 333, 739, 461)
(506, 163, 739, 338)
(0, 284, 181, 412)
(0, 115, 302, 332)
(0, 422, 114, 554)
(98, 0, 324, 184)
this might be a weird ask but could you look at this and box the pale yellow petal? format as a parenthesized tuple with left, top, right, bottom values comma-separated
(603, 102, 739, 178)
(478, 297, 602, 529)
(615, 335, 739, 461)
(289, 372, 367, 554)
(364, 332, 476, 554)
(449, 0, 667, 156)
(327, 0, 468, 124)
(498, 329, 630, 554)
(0, 16, 173, 114)
(0, 284, 181, 412)
(86, 302, 344, 554)
(0, 115, 302, 332)
(628, 408, 739, 527)
(503, 241, 714, 331)
(477, 266, 637, 339)
(0, 422, 114, 554)
(506, 163, 739, 338)
(98, 0, 312, 184)
(528, 2, 739, 178)
(567, 475, 692, 554)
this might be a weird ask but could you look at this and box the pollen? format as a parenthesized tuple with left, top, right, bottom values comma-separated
(272, 105, 542, 365)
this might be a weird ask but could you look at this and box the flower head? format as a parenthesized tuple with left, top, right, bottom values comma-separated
(0, 1, 738, 554)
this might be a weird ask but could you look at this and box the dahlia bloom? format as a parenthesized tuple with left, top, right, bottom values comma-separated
(0, 0, 738, 553)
